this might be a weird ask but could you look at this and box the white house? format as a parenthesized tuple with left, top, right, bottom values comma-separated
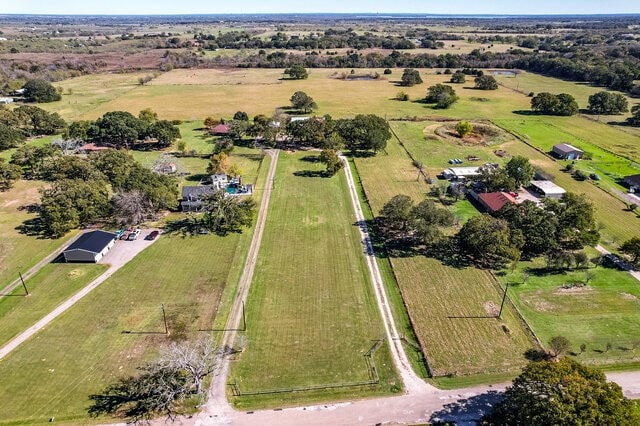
(211, 174, 229, 190)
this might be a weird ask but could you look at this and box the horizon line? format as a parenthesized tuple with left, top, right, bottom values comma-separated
(2, 12, 640, 17)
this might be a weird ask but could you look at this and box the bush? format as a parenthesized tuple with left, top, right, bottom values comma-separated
(383, 68, 392, 75)
(395, 91, 410, 101)
(23, 79, 61, 103)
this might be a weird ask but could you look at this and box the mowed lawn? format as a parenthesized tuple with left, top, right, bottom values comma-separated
(0, 180, 76, 288)
(231, 152, 398, 408)
(500, 259, 640, 368)
(0, 263, 107, 347)
(354, 139, 535, 378)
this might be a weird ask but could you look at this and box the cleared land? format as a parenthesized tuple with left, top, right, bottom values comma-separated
(231, 152, 398, 409)
(500, 258, 640, 368)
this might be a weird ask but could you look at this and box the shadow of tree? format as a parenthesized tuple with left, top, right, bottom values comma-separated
(15, 217, 50, 238)
(293, 170, 327, 178)
(430, 390, 503, 425)
(300, 155, 321, 163)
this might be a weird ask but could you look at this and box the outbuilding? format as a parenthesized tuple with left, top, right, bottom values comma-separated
(530, 180, 566, 199)
(552, 143, 584, 160)
(63, 230, 117, 263)
(442, 166, 483, 181)
(474, 191, 517, 214)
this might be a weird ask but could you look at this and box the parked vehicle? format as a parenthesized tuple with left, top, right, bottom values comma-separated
(146, 230, 160, 240)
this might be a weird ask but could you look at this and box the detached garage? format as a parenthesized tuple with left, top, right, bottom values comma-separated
(63, 230, 117, 263)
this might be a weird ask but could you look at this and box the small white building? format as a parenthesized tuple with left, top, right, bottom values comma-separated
(442, 166, 483, 181)
(63, 230, 117, 263)
(211, 174, 229, 190)
(0, 97, 14, 104)
(530, 180, 566, 199)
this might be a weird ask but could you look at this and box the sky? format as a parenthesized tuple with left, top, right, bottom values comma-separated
(0, 0, 639, 15)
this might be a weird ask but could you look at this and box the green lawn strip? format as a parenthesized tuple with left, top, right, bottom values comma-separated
(0, 180, 77, 289)
(0, 263, 108, 347)
(500, 258, 640, 368)
(230, 152, 399, 409)
(348, 157, 430, 378)
(0, 231, 244, 424)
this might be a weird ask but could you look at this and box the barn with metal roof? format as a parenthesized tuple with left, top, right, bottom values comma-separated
(63, 230, 117, 263)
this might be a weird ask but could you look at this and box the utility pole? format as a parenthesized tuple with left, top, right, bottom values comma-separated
(498, 283, 509, 319)
(161, 303, 169, 335)
(242, 301, 247, 331)
(19, 272, 29, 296)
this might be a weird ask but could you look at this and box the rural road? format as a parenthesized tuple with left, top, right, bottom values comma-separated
(0, 229, 160, 361)
(595, 244, 640, 281)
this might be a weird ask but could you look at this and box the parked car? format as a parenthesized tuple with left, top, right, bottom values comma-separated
(590, 173, 601, 181)
(146, 230, 160, 240)
(127, 232, 138, 241)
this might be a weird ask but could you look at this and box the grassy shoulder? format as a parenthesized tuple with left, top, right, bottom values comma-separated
(230, 152, 399, 409)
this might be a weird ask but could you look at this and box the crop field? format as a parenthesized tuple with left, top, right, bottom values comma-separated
(0, 180, 76, 288)
(500, 258, 640, 367)
(0, 155, 270, 424)
(231, 152, 398, 409)
(0, 263, 108, 347)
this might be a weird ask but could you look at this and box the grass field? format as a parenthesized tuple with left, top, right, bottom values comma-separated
(0, 180, 77, 289)
(0, 154, 270, 424)
(0, 263, 108, 347)
(231, 152, 399, 409)
(500, 258, 640, 368)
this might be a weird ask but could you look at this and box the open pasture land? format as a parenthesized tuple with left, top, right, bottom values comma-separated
(231, 152, 398, 409)
(0, 155, 269, 424)
(501, 259, 640, 368)
(0, 180, 76, 288)
(354, 136, 535, 379)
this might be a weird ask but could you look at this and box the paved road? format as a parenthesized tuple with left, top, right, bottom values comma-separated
(0, 229, 160, 361)
(595, 244, 640, 281)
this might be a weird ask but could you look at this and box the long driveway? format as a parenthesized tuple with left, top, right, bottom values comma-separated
(0, 229, 160, 360)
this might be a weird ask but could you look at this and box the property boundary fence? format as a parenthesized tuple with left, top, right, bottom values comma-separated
(387, 122, 430, 184)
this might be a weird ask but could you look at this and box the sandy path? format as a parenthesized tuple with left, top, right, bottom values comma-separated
(0, 229, 160, 360)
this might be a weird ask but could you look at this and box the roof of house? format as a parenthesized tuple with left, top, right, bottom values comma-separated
(181, 186, 214, 199)
(477, 192, 516, 213)
(531, 180, 566, 195)
(553, 143, 583, 154)
(445, 167, 482, 177)
(80, 143, 109, 152)
(64, 230, 116, 254)
(624, 174, 640, 187)
(211, 174, 228, 181)
(212, 124, 230, 134)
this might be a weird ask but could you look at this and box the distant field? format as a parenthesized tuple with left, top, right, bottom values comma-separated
(231, 152, 398, 409)
(0, 155, 269, 424)
(501, 258, 640, 367)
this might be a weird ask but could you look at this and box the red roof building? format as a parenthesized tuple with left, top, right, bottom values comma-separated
(80, 143, 109, 152)
(476, 192, 516, 214)
(211, 124, 230, 135)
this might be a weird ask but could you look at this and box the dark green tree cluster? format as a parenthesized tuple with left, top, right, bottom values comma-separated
(475, 156, 534, 193)
(620, 237, 640, 266)
(424, 84, 459, 109)
(319, 149, 343, 176)
(531, 92, 579, 116)
(587, 91, 629, 115)
(22, 79, 61, 103)
(378, 194, 455, 248)
(289, 91, 317, 113)
(0, 105, 65, 152)
(284, 64, 309, 80)
(487, 358, 639, 426)
(458, 214, 523, 268)
(200, 189, 256, 235)
(0, 158, 21, 191)
(89, 110, 181, 149)
(449, 71, 466, 83)
(400, 68, 423, 86)
(473, 74, 498, 90)
(627, 104, 640, 126)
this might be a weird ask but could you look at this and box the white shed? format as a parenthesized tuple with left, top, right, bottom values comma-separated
(63, 230, 117, 263)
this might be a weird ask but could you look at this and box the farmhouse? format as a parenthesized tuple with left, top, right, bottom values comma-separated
(472, 191, 517, 214)
(180, 186, 214, 212)
(442, 166, 483, 181)
(211, 124, 230, 136)
(530, 180, 566, 199)
(211, 174, 229, 190)
(623, 174, 640, 193)
(552, 143, 584, 160)
(63, 230, 117, 263)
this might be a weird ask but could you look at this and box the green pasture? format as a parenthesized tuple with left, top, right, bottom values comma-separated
(231, 152, 398, 409)
(500, 258, 640, 368)
(0, 263, 107, 347)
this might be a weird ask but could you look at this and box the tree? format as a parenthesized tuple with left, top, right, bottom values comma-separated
(547, 335, 571, 359)
(497, 201, 558, 257)
(284, 64, 308, 80)
(620, 237, 640, 266)
(201, 189, 256, 235)
(147, 120, 181, 147)
(63, 120, 93, 141)
(111, 189, 155, 227)
(627, 104, 640, 126)
(0, 123, 25, 150)
(544, 192, 600, 249)
(290, 91, 317, 113)
(556, 93, 580, 116)
(207, 152, 230, 175)
(23, 79, 61, 103)
(531, 92, 578, 116)
(425, 84, 458, 109)
(380, 194, 414, 232)
(10, 144, 61, 179)
(587, 91, 629, 115)
(203, 116, 219, 129)
(410, 199, 454, 246)
(487, 358, 639, 426)
(39, 179, 111, 237)
(138, 108, 158, 124)
(449, 71, 466, 84)
(400, 68, 423, 86)
(458, 214, 523, 268)
(455, 121, 473, 137)
(474, 75, 498, 90)
(93, 111, 146, 148)
(90, 149, 137, 189)
(476, 167, 516, 193)
(336, 114, 391, 152)
(233, 111, 249, 121)
(319, 149, 343, 176)
(0, 158, 21, 191)
(40, 155, 105, 182)
(505, 155, 535, 188)
(13, 105, 66, 136)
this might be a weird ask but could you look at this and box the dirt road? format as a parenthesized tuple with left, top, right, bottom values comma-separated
(0, 229, 160, 361)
